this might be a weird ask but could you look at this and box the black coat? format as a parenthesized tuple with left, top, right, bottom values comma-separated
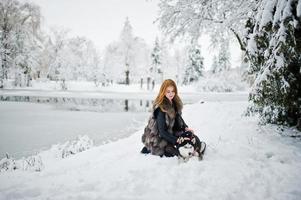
(154, 107, 188, 145)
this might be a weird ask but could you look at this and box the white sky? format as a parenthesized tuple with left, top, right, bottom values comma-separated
(27, 0, 242, 70)
(28, 0, 161, 50)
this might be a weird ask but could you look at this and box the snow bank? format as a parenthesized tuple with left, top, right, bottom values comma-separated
(3, 71, 249, 94)
(0, 154, 44, 173)
(0, 136, 94, 173)
(0, 101, 300, 200)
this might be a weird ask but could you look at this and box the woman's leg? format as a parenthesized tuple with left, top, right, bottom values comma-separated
(164, 144, 179, 157)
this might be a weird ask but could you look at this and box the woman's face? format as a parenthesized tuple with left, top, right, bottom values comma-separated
(165, 86, 175, 102)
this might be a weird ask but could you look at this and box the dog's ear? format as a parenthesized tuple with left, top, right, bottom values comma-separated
(180, 131, 193, 139)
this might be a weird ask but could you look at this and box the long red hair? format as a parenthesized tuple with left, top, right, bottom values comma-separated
(153, 79, 183, 112)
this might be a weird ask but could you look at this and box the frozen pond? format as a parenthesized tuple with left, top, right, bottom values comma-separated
(0, 95, 154, 113)
(0, 101, 150, 159)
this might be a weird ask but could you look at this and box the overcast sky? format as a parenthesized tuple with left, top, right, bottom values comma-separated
(27, 0, 241, 70)
(29, 0, 161, 50)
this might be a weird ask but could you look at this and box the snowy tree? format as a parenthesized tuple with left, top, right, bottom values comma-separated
(183, 42, 204, 85)
(103, 18, 150, 84)
(158, 39, 171, 81)
(120, 17, 135, 85)
(150, 37, 163, 86)
(103, 42, 123, 83)
(174, 49, 185, 84)
(46, 28, 70, 89)
(0, 0, 42, 88)
(66, 37, 87, 81)
(245, 0, 301, 127)
(212, 38, 231, 74)
(14, 22, 43, 87)
(132, 37, 151, 87)
(157, 0, 257, 50)
(67, 37, 101, 82)
(84, 41, 103, 86)
(211, 55, 219, 73)
(45, 29, 102, 88)
(38, 36, 53, 79)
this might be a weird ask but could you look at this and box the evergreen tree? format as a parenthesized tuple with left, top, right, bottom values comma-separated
(120, 17, 135, 85)
(103, 19, 149, 84)
(218, 39, 231, 72)
(183, 43, 204, 84)
(211, 55, 219, 74)
(245, 0, 301, 127)
(150, 37, 162, 85)
(212, 39, 231, 74)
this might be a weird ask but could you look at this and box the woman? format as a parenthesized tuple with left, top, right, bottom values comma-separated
(141, 79, 205, 158)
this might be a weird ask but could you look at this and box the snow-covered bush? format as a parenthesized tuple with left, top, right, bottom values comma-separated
(0, 135, 94, 173)
(61, 135, 94, 158)
(195, 69, 249, 92)
(21, 155, 44, 172)
(0, 154, 43, 172)
(0, 154, 18, 172)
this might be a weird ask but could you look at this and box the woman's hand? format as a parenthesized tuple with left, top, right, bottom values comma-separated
(176, 136, 196, 145)
(176, 137, 190, 144)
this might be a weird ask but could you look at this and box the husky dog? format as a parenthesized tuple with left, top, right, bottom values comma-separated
(177, 131, 206, 162)
(177, 139, 195, 162)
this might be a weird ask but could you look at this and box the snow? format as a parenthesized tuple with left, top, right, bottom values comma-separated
(246, 34, 257, 56)
(298, 0, 301, 17)
(274, 0, 287, 24)
(0, 99, 301, 199)
(196, 69, 249, 92)
(282, 0, 294, 19)
(259, 0, 276, 29)
(275, 53, 285, 69)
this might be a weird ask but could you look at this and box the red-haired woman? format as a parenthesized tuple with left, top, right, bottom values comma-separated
(141, 79, 205, 158)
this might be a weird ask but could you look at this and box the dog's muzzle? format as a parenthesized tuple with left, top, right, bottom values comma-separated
(177, 141, 195, 158)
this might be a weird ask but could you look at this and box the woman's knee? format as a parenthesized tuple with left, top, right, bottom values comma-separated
(164, 145, 178, 157)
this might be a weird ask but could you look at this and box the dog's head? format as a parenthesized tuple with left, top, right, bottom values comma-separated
(177, 131, 195, 159)
(177, 141, 195, 158)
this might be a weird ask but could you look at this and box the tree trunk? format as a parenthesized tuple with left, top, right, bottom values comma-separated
(147, 77, 151, 90)
(125, 70, 130, 85)
(140, 78, 143, 89)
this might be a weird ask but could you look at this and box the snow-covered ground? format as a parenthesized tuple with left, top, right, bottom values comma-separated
(0, 99, 300, 200)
